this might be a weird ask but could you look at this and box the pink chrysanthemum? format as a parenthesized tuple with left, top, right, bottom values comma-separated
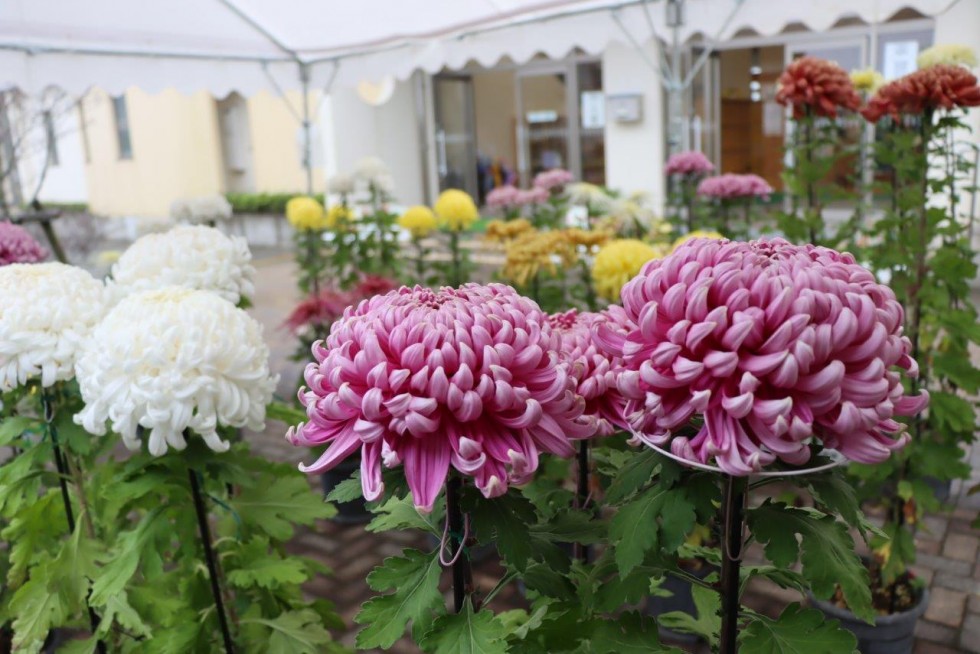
(664, 151, 715, 177)
(486, 185, 521, 209)
(596, 237, 928, 475)
(515, 187, 549, 206)
(533, 168, 574, 192)
(0, 221, 47, 266)
(288, 283, 593, 511)
(697, 174, 773, 201)
(549, 308, 634, 436)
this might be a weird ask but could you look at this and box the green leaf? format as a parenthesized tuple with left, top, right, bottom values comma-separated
(603, 448, 661, 504)
(354, 549, 443, 649)
(468, 493, 537, 572)
(366, 494, 439, 535)
(529, 510, 603, 545)
(0, 416, 38, 447)
(658, 584, 721, 649)
(324, 472, 363, 504)
(240, 609, 335, 654)
(97, 592, 152, 639)
(227, 538, 311, 589)
(740, 603, 857, 654)
(232, 474, 336, 540)
(610, 484, 696, 575)
(421, 600, 507, 654)
(9, 567, 71, 654)
(806, 473, 880, 541)
(590, 611, 679, 653)
(266, 401, 309, 426)
(748, 502, 873, 623)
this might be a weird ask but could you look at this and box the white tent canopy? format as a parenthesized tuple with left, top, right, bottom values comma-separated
(0, 0, 961, 96)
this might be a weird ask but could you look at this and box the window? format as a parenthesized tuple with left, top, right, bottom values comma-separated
(42, 110, 59, 166)
(112, 95, 133, 159)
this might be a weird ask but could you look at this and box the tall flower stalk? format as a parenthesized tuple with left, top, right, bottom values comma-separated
(853, 64, 980, 603)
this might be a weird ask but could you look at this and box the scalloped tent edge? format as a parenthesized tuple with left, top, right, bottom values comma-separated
(0, 0, 960, 97)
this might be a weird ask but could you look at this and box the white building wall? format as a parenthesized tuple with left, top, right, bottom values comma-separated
(10, 98, 88, 205)
(321, 77, 426, 207)
(602, 41, 666, 210)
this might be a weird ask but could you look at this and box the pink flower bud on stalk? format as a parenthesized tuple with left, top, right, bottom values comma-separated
(595, 237, 929, 475)
(288, 284, 595, 512)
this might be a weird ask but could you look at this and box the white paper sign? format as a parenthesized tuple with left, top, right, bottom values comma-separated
(763, 101, 783, 137)
(580, 91, 605, 129)
(883, 41, 919, 80)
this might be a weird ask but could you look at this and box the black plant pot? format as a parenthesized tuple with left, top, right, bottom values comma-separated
(321, 458, 371, 524)
(810, 587, 929, 654)
(646, 563, 714, 645)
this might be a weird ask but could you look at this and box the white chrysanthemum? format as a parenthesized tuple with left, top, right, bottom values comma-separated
(171, 195, 233, 224)
(169, 198, 192, 222)
(188, 194, 233, 223)
(353, 156, 390, 183)
(109, 225, 255, 304)
(327, 173, 355, 194)
(917, 44, 977, 70)
(74, 286, 278, 456)
(566, 182, 615, 213)
(0, 263, 106, 391)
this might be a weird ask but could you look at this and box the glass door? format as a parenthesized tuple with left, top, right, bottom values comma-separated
(516, 67, 571, 187)
(433, 75, 478, 197)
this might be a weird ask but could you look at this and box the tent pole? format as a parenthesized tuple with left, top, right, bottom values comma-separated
(299, 63, 314, 195)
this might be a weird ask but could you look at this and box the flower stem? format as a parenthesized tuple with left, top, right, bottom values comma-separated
(41, 389, 106, 654)
(415, 238, 426, 283)
(719, 474, 747, 654)
(574, 440, 592, 563)
(449, 231, 462, 287)
(188, 467, 236, 653)
(445, 475, 474, 613)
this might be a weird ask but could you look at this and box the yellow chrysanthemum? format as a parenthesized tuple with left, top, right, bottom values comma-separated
(917, 44, 977, 70)
(398, 206, 438, 239)
(671, 230, 724, 253)
(434, 189, 479, 232)
(286, 196, 327, 231)
(849, 68, 885, 94)
(591, 239, 664, 302)
(503, 229, 577, 287)
(564, 228, 612, 250)
(485, 218, 534, 244)
(325, 204, 355, 230)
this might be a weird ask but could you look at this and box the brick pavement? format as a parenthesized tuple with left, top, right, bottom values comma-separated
(245, 251, 980, 653)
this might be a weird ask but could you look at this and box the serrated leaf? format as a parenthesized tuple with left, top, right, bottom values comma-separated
(748, 502, 873, 623)
(421, 600, 507, 654)
(740, 565, 807, 596)
(324, 472, 362, 504)
(232, 475, 336, 540)
(366, 494, 439, 535)
(590, 611, 679, 653)
(529, 510, 603, 545)
(468, 493, 537, 572)
(227, 538, 310, 589)
(740, 603, 857, 654)
(97, 591, 152, 639)
(9, 568, 71, 654)
(658, 583, 721, 648)
(603, 448, 661, 504)
(806, 473, 879, 540)
(354, 549, 443, 649)
(610, 484, 696, 575)
(240, 609, 334, 654)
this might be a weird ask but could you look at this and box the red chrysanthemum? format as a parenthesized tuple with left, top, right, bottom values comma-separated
(776, 56, 862, 119)
(862, 64, 980, 122)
